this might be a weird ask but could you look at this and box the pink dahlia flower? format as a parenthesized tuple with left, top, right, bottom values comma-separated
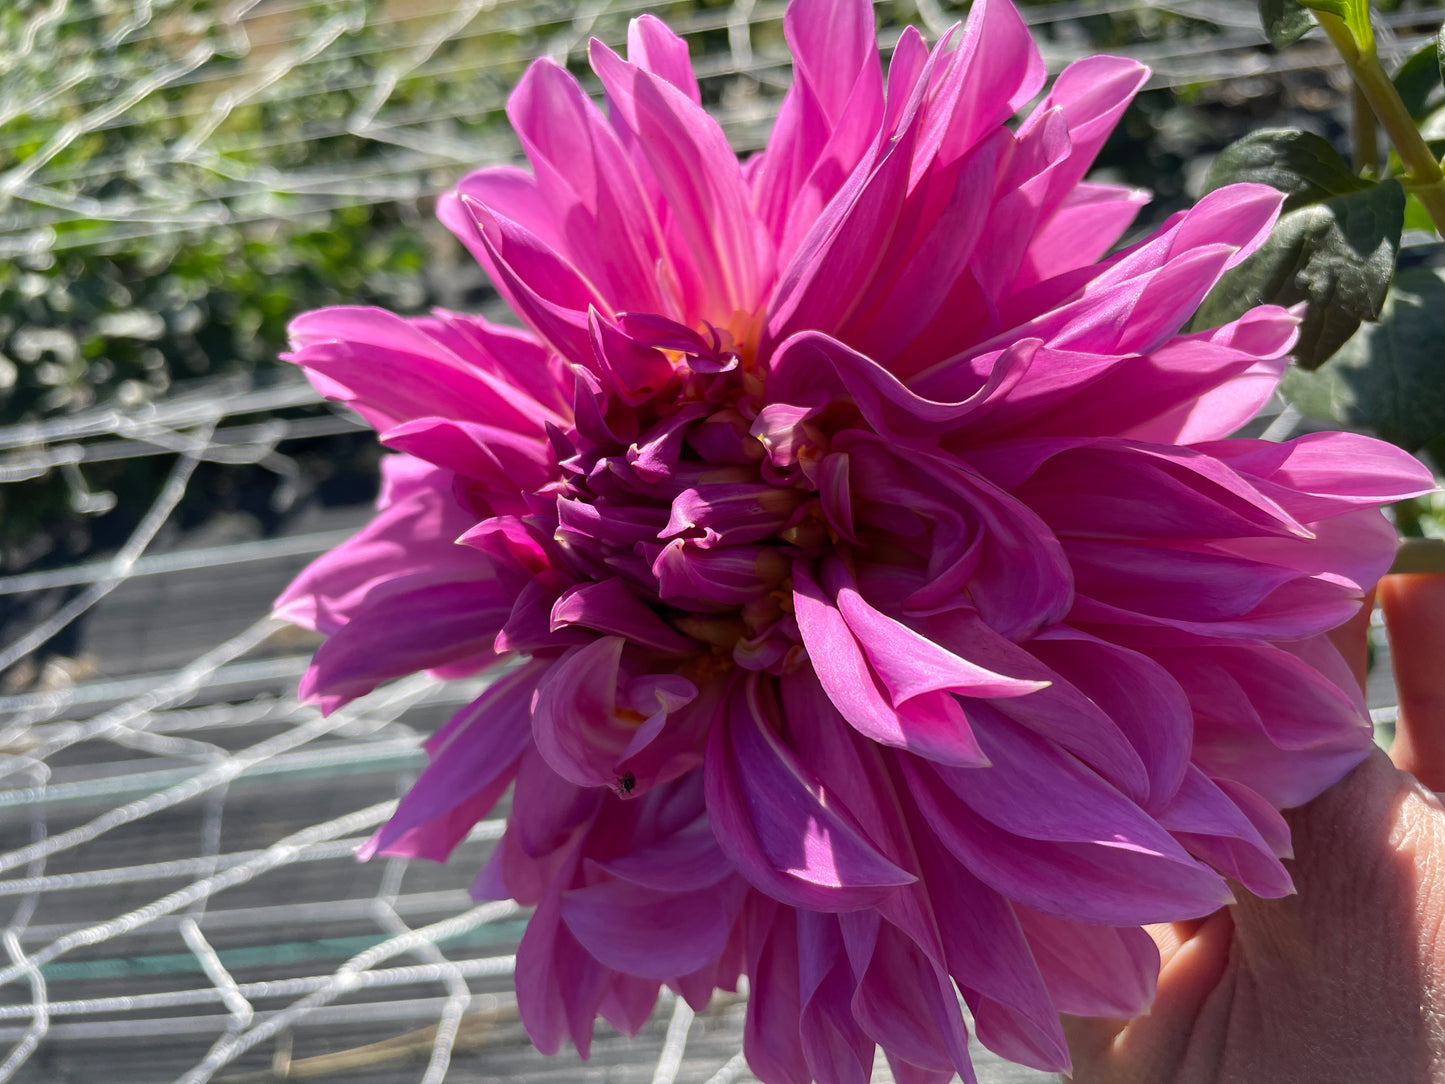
(276, 0, 1435, 1079)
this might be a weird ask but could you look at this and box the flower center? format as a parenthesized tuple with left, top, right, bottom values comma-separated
(549, 320, 854, 674)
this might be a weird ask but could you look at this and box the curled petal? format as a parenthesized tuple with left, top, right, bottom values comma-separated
(704, 673, 915, 910)
(360, 660, 547, 861)
(561, 877, 740, 980)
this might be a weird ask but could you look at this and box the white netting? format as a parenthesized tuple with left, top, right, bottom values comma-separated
(0, 1, 1425, 1081)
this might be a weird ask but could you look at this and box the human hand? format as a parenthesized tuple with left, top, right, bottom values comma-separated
(1061, 574, 1445, 1084)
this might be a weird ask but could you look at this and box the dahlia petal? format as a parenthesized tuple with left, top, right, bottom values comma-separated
(842, 436, 1074, 637)
(885, 1058, 957, 1084)
(914, 612, 1150, 799)
(981, 185, 1283, 359)
(1066, 537, 1362, 639)
(704, 674, 915, 909)
(794, 562, 1000, 766)
(755, 0, 884, 265)
(844, 130, 1013, 367)
(485, 578, 569, 653)
(847, 917, 976, 1082)
(374, 451, 436, 507)
(589, 38, 764, 318)
(745, 904, 812, 1084)
(780, 672, 918, 873)
(629, 400, 709, 481)
(968, 995, 1070, 1073)
(298, 576, 511, 711)
(554, 490, 665, 547)
(1142, 637, 1372, 807)
(1011, 56, 1149, 230)
(651, 539, 788, 608)
(664, 482, 806, 548)
(1061, 244, 1239, 356)
(380, 417, 552, 500)
(1200, 431, 1438, 521)
(1025, 181, 1149, 285)
(1104, 183, 1283, 285)
(560, 878, 735, 980)
(274, 459, 479, 635)
(1213, 776, 1294, 858)
(990, 306, 1296, 444)
(451, 164, 569, 253)
(359, 661, 545, 861)
(827, 559, 1046, 701)
(904, 821, 1066, 1072)
(935, 705, 1181, 851)
(765, 113, 918, 345)
(1212, 505, 1399, 598)
(515, 853, 608, 1058)
(285, 306, 558, 436)
(924, 0, 1045, 162)
(370, 787, 505, 868)
(551, 578, 695, 654)
(626, 14, 701, 103)
(1136, 317, 1295, 445)
(422, 309, 572, 416)
(1029, 627, 1192, 809)
(797, 913, 876, 1084)
(1012, 905, 1159, 1018)
(904, 757, 1233, 924)
(786, 0, 878, 125)
(1011, 439, 1311, 542)
(448, 194, 601, 361)
(599, 973, 662, 1037)
(882, 26, 929, 134)
(532, 637, 697, 790)
(508, 747, 602, 865)
(589, 311, 676, 405)
(1157, 765, 1294, 899)
(767, 331, 1036, 440)
(458, 514, 555, 577)
(506, 60, 668, 314)
(586, 822, 732, 892)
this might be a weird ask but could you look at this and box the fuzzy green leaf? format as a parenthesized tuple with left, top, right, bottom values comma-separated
(1394, 38, 1444, 121)
(1205, 129, 1370, 211)
(1283, 265, 1445, 450)
(1192, 179, 1404, 369)
(1439, 21, 1445, 90)
(1258, 0, 1315, 48)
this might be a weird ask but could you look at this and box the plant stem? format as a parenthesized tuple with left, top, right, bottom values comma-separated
(1351, 82, 1380, 174)
(1316, 11, 1445, 235)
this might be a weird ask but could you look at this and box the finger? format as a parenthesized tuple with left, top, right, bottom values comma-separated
(1057, 923, 1183, 1068)
(1379, 574, 1445, 790)
(1060, 911, 1234, 1084)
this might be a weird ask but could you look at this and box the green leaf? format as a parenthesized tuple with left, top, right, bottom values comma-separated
(1394, 38, 1444, 121)
(1404, 193, 1437, 232)
(1191, 179, 1404, 370)
(1204, 129, 1370, 212)
(1258, 0, 1315, 48)
(1282, 265, 1445, 450)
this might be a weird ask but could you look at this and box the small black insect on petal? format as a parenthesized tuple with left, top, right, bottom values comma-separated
(617, 771, 637, 795)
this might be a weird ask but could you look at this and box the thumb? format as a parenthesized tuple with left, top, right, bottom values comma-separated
(1379, 574, 1445, 791)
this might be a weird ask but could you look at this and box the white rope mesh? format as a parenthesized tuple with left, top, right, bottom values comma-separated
(0, 0, 1424, 1080)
